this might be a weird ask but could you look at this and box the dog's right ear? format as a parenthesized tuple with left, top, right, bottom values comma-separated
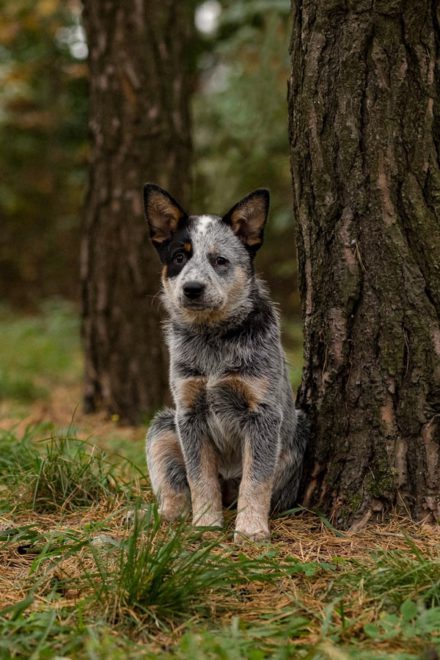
(143, 183, 187, 248)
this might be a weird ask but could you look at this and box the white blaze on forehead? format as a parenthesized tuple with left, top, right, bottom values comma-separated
(195, 215, 215, 236)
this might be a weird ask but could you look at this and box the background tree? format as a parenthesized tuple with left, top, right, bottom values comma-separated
(81, 0, 194, 423)
(289, 0, 440, 526)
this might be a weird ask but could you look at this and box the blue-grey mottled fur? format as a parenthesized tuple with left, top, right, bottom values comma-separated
(144, 185, 307, 540)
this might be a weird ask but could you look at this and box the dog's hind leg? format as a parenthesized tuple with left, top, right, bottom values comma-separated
(271, 409, 310, 514)
(146, 408, 190, 520)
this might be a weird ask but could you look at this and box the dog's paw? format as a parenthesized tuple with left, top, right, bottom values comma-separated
(192, 511, 224, 529)
(234, 516, 270, 543)
(160, 504, 186, 521)
(233, 528, 270, 544)
(160, 493, 190, 521)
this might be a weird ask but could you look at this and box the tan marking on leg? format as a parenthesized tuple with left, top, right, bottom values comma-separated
(148, 430, 190, 521)
(214, 375, 269, 411)
(176, 377, 207, 409)
(234, 440, 272, 542)
(189, 441, 223, 528)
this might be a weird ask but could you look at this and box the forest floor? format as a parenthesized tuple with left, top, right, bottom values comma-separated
(0, 302, 439, 659)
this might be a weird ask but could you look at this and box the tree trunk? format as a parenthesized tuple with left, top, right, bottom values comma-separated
(288, 0, 440, 527)
(81, 1, 193, 424)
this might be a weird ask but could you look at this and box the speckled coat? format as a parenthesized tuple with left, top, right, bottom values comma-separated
(143, 184, 308, 541)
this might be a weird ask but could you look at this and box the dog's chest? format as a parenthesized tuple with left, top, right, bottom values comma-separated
(170, 329, 237, 376)
(170, 332, 256, 460)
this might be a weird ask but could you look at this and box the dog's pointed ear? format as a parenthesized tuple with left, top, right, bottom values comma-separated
(143, 183, 187, 247)
(222, 189, 270, 252)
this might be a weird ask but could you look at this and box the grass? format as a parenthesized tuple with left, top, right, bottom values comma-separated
(341, 544, 440, 609)
(0, 605, 137, 659)
(0, 304, 439, 659)
(84, 508, 324, 630)
(0, 427, 122, 512)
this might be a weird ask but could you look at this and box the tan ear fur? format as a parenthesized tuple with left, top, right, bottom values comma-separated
(224, 189, 270, 250)
(143, 184, 186, 245)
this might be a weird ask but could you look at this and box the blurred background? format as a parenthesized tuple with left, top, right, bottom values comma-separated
(0, 0, 301, 427)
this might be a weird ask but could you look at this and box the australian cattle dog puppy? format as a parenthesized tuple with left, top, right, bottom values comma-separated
(143, 184, 307, 541)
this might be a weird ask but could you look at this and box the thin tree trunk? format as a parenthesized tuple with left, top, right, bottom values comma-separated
(81, 1, 193, 424)
(288, 0, 440, 527)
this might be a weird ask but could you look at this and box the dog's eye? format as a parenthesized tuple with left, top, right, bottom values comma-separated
(173, 252, 186, 265)
(215, 256, 229, 266)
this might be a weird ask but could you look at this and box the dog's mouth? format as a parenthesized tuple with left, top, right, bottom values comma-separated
(182, 300, 219, 311)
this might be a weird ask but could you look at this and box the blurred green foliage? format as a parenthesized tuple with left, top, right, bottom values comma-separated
(0, 300, 81, 405)
(0, 0, 299, 319)
(0, 0, 87, 306)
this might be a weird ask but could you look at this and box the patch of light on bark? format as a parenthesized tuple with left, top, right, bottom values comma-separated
(195, 0, 221, 35)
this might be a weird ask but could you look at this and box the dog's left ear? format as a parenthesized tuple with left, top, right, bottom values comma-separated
(222, 189, 270, 252)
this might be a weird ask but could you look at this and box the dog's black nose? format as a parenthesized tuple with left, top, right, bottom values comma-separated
(183, 281, 205, 299)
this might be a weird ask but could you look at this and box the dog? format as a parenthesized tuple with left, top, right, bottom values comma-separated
(143, 183, 307, 541)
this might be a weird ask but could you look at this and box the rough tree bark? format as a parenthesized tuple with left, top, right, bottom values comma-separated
(288, 0, 440, 527)
(81, 1, 193, 423)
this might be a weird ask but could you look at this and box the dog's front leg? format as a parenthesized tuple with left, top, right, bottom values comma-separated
(177, 411, 223, 528)
(235, 411, 281, 542)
